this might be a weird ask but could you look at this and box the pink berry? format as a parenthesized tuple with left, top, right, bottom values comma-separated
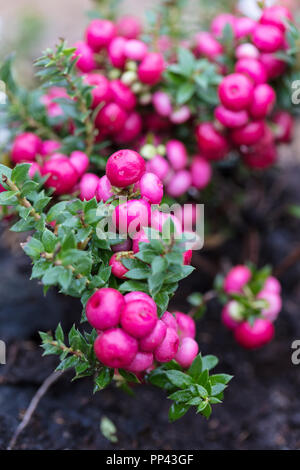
(138, 52, 165, 86)
(252, 24, 284, 53)
(190, 156, 212, 190)
(249, 84, 276, 120)
(166, 140, 188, 170)
(166, 170, 192, 198)
(152, 91, 172, 117)
(139, 172, 163, 204)
(116, 15, 142, 39)
(170, 106, 191, 124)
(79, 173, 100, 201)
(110, 79, 136, 111)
(161, 311, 177, 330)
(73, 41, 96, 73)
(94, 328, 138, 368)
(211, 13, 236, 38)
(235, 17, 256, 39)
(151, 210, 182, 236)
(11, 132, 42, 163)
(174, 337, 199, 368)
(86, 287, 125, 330)
(116, 111, 142, 144)
(219, 73, 254, 111)
(127, 351, 153, 372)
(132, 229, 150, 253)
(42, 157, 78, 195)
(40, 140, 61, 157)
(84, 73, 111, 108)
(264, 276, 281, 295)
(108, 36, 127, 68)
(236, 43, 259, 60)
(28, 162, 41, 178)
(243, 144, 277, 170)
(224, 265, 252, 294)
(215, 105, 249, 128)
(231, 121, 265, 146)
(260, 5, 293, 32)
(235, 58, 267, 85)
(95, 103, 127, 135)
(121, 299, 158, 338)
(196, 123, 229, 160)
(124, 39, 148, 61)
(260, 53, 286, 80)
(154, 327, 180, 363)
(113, 199, 151, 235)
(257, 290, 282, 322)
(140, 320, 167, 352)
(183, 250, 193, 266)
(106, 149, 145, 188)
(112, 238, 132, 253)
(124, 291, 156, 310)
(96, 175, 114, 202)
(175, 312, 196, 339)
(85, 19, 117, 51)
(234, 319, 274, 349)
(69, 151, 89, 178)
(146, 155, 170, 182)
(272, 111, 293, 143)
(0, 184, 5, 193)
(221, 301, 243, 330)
(194, 32, 223, 60)
(109, 253, 128, 279)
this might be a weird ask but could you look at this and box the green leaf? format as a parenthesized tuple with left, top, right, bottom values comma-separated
(119, 280, 148, 293)
(125, 267, 150, 280)
(168, 403, 190, 422)
(177, 47, 195, 77)
(23, 237, 44, 259)
(176, 82, 195, 105)
(188, 354, 203, 380)
(42, 229, 57, 252)
(0, 164, 12, 184)
(0, 191, 18, 205)
(42, 265, 64, 285)
(202, 355, 218, 371)
(151, 256, 167, 275)
(94, 367, 114, 392)
(12, 164, 30, 186)
(56, 355, 79, 371)
(55, 323, 64, 343)
(168, 389, 193, 403)
(119, 369, 140, 384)
(165, 370, 193, 389)
(59, 268, 73, 290)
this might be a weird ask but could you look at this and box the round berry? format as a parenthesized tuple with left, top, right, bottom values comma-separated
(146, 155, 170, 182)
(260, 6, 293, 32)
(174, 337, 199, 368)
(42, 157, 78, 195)
(170, 106, 191, 124)
(234, 319, 275, 349)
(127, 351, 153, 372)
(231, 121, 265, 146)
(84, 73, 111, 108)
(124, 39, 148, 61)
(28, 162, 41, 178)
(139, 320, 167, 352)
(79, 173, 100, 201)
(263, 276, 281, 295)
(236, 43, 259, 60)
(112, 238, 132, 253)
(194, 32, 223, 60)
(161, 311, 177, 330)
(116, 15, 142, 39)
(113, 199, 151, 235)
(175, 312, 196, 339)
(116, 111, 142, 144)
(154, 327, 180, 363)
(94, 328, 138, 368)
(40, 140, 61, 157)
(110, 79, 137, 111)
(121, 300, 158, 338)
(166, 170, 192, 198)
(132, 229, 150, 253)
(260, 53, 286, 80)
(86, 288, 125, 330)
(221, 301, 243, 330)
(249, 84, 276, 120)
(108, 36, 127, 68)
(257, 290, 282, 322)
(196, 122, 229, 160)
(109, 253, 129, 279)
(152, 91, 172, 117)
(215, 105, 249, 128)
(70, 151, 89, 178)
(273, 111, 293, 143)
(190, 156, 212, 190)
(85, 19, 117, 51)
(138, 52, 165, 86)
(166, 140, 188, 170)
(235, 17, 256, 39)
(252, 24, 284, 53)
(211, 13, 236, 38)
(224, 265, 252, 294)
(235, 58, 267, 85)
(73, 41, 96, 73)
(106, 149, 145, 188)
(219, 73, 254, 111)
(95, 103, 127, 135)
(139, 172, 163, 205)
(124, 291, 156, 311)
(11, 132, 42, 163)
(96, 175, 114, 202)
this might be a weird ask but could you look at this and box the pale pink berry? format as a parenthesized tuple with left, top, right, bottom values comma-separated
(161, 311, 177, 330)
(86, 19, 117, 51)
(167, 170, 192, 198)
(219, 73, 254, 111)
(166, 140, 188, 170)
(69, 151, 89, 178)
(132, 229, 150, 253)
(110, 79, 136, 111)
(264, 276, 281, 294)
(224, 265, 252, 294)
(196, 123, 229, 160)
(124, 39, 148, 61)
(139, 172, 163, 205)
(139, 320, 167, 352)
(215, 105, 249, 128)
(211, 13, 236, 38)
(194, 32, 223, 60)
(234, 319, 274, 349)
(221, 301, 243, 330)
(108, 36, 127, 68)
(257, 290, 282, 322)
(124, 291, 156, 311)
(116, 111, 142, 144)
(152, 91, 172, 117)
(249, 84, 276, 120)
(174, 337, 199, 368)
(86, 287, 125, 330)
(235, 17, 256, 39)
(127, 351, 153, 372)
(154, 327, 180, 363)
(109, 253, 128, 279)
(73, 41, 96, 73)
(235, 58, 267, 84)
(84, 73, 111, 108)
(146, 155, 170, 182)
(260, 6, 293, 32)
(170, 106, 191, 124)
(121, 299, 158, 339)
(40, 140, 61, 157)
(231, 121, 265, 146)
(252, 24, 284, 53)
(79, 173, 100, 201)
(260, 53, 286, 80)
(42, 157, 78, 195)
(95, 103, 127, 135)
(11, 132, 42, 163)
(94, 328, 138, 368)
(96, 175, 114, 202)
(116, 15, 142, 39)
(28, 162, 41, 178)
(151, 210, 182, 235)
(175, 312, 196, 339)
(113, 199, 151, 235)
(106, 149, 145, 188)
(138, 52, 165, 86)
(236, 43, 259, 60)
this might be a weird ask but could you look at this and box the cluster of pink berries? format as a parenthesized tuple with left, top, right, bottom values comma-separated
(86, 287, 198, 373)
(194, 6, 294, 169)
(221, 265, 282, 349)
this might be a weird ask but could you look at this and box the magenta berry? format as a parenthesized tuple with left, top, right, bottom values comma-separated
(257, 290, 282, 322)
(183, 250, 192, 266)
(264, 276, 281, 295)
(215, 105, 249, 128)
(211, 13, 236, 38)
(190, 157, 212, 190)
(194, 32, 223, 60)
(106, 149, 145, 188)
(146, 155, 170, 182)
(174, 337, 199, 368)
(73, 41, 96, 73)
(219, 73, 254, 112)
(175, 312, 196, 339)
(40, 140, 61, 157)
(96, 175, 114, 202)
(86, 287, 125, 330)
(161, 311, 177, 330)
(152, 91, 172, 117)
(260, 53, 286, 80)
(110, 80, 137, 111)
(260, 6, 293, 32)
(113, 199, 151, 235)
(95, 103, 127, 135)
(252, 24, 284, 53)
(69, 151, 89, 178)
(120, 299, 158, 339)
(124, 39, 148, 61)
(85, 19, 116, 51)
(127, 351, 154, 373)
(116, 15, 142, 39)
(28, 162, 41, 178)
(249, 84, 276, 120)
(109, 253, 129, 279)
(139, 319, 167, 353)
(243, 144, 277, 170)
(79, 173, 100, 201)
(124, 292, 156, 313)
(166, 170, 192, 198)
(221, 301, 243, 330)
(108, 36, 127, 68)
(42, 157, 78, 195)
(166, 140, 188, 171)
(151, 210, 182, 236)
(116, 111, 142, 144)
(234, 319, 275, 349)
(139, 172, 163, 205)
(235, 17, 256, 39)
(231, 121, 265, 147)
(224, 265, 252, 294)
(11, 132, 42, 163)
(235, 58, 267, 85)
(154, 327, 180, 363)
(196, 122, 229, 160)
(84, 73, 111, 108)
(94, 328, 138, 369)
(132, 229, 150, 253)
(273, 111, 293, 143)
(138, 52, 165, 86)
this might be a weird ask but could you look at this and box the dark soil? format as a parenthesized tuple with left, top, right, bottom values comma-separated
(1, 165, 300, 450)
